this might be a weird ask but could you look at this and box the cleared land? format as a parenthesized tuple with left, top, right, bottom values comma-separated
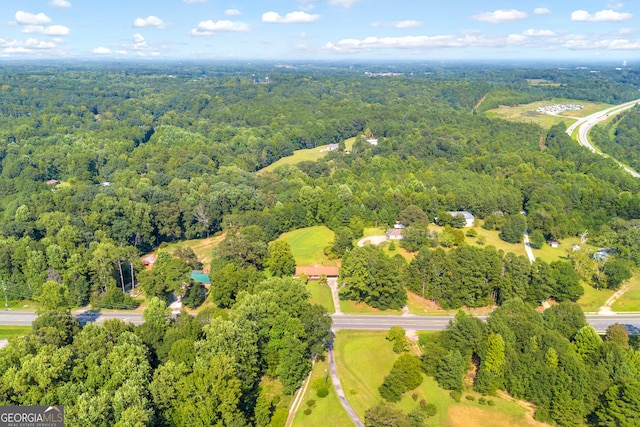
(158, 235, 225, 267)
(486, 99, 612, 130)
(259, 145, 334, 173)
(334, 330, 546, 427)
(278, 226, 336, 266)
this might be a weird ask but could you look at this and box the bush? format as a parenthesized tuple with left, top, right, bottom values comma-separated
(466, 228, 478, 238)
(303, 408, 312, 416)
(306, 399, 316, 408)
(487, 399, 496, 406)
(316, 387, 329, 398)
(450, 391, 461, 402)
(419, 401, 437, 418)
(412, 392, 419, 401)
(479, 397, 487, 405)
(465, 395, 475, 401)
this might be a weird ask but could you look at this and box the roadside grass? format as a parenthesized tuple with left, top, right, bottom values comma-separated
(4, 300, 39, 311)
(0, 325, 31, 339)
(577, 283, 614, 313)
(291, 358, 352, 427)
(339, 300, 403, 315)
(278, 226, 336, 266)
(406, 292, 454, 316)
(305, 280, 335, 313)
(485, 99, 612, 130)
(259, 145, 333, 173)
(612, 272, 640, 312)
(334, 330, 547, 427)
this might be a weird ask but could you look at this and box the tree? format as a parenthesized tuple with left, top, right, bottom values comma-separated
(602, 259, 632, 290)
(364, 402, 412, 427)
(328, 226, 354, 258)
(435, 349, 467, 392)
(572, 325, 602, 359)
(265, 240, 296, 277)
(605, 323, 630, 348)
(398, 205, 429, 228)
(499, 214, 526, 244)
(379, 354, 423, 402)
(528, 229, 545, 249)
(483, 333, 505, 376)
(596, 382, 640, 427)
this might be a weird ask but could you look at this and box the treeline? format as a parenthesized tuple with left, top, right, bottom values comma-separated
(591, 104, 640, 172)
(0, 277, 331, 426)
(421, 301, 640, 426)
(338, 245, 583, 310)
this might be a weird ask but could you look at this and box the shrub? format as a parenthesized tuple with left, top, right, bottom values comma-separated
(316, 387, 329, 398)
(306, 399, 316, 408)
(303, 408, 312, 416)
(412, 392, 419, 401)
(479, 397, 487, 405)
(450, 391, 461, 402)
(465, 395, 475, 401)
(487, 399, 496, 406)
(420, 402, 437, 418)
(466, 228, 478, 238)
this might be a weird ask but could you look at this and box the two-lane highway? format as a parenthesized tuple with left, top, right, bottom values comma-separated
(1, 310, 637, 335)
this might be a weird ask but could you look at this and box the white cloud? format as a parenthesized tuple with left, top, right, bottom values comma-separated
(619, 28, 635, 35)
(190, 20, 250, 36)
(115, 50, 128, 55)
(523, 29, 555, 36)
(262, 11, 320, 24)
(329, 0, 359, 7)
(133, 16, 167, 29)
(49, 0, 72, 8)
(563, 38, 640, 50)
(373, 20, 423, 29)
(472, 9, 528, 24)
(15, 11, 52, 26)
(22, 25, 70, 35)
(534, 7, 551, 15)
(571, 9, 632, 22)
(92, 47, 112, 54)
(133, 33, 145, 43)
(225, 9, 241, 16)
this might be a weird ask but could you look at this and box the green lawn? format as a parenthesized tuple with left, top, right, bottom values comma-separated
(278, 226, 336, 266)
(334, 331, 547, 427)
(306, 281, 335, 313)
(157, 234, 225, 267)
(4, 300, 39, 310)
(612, 272, 640, 312)
(0, 325, 31, 339)
(577, 282, 614, 313)
(291, 358, 353, 427)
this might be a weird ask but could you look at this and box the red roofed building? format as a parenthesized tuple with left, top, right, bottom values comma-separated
(294, 264, 339, 280)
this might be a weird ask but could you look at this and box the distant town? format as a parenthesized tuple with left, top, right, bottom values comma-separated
(537, 103, 584, 115)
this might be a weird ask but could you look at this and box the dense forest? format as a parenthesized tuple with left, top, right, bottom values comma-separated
(0, 62, 640, 425)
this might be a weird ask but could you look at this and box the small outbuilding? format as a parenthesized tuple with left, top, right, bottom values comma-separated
(386, 228, 404, 240)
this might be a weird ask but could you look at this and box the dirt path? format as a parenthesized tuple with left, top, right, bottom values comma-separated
(472, 92, 488, 114)
(597, 284, 630, 314)
(286, 358, 315, 427)
(523, 232, 535, 264)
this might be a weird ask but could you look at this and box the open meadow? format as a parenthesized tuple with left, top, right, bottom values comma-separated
(486, 99, 612, 129)
(333, 330, 548, 427)
(278, 226, 336, 266)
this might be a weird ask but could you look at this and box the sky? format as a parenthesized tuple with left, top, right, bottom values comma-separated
(0, 0, 639, 62)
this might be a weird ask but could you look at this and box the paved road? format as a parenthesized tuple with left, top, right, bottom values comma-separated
(566, 98, 640, 178)
(1, 311, 639, 334)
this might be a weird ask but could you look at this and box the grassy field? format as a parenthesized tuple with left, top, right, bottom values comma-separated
(612, 272, 640, 312)
(291, 358, 353, 427)
(577, 283, 614, 313)
(485, 98, 612, 130)
(334, 330, 546, 427)
(259, 145, 334, 173)
(0, 325, 31, 339)
(306, 280, 335, 313)
(339, 300, 403, 315)
(157, 234, 225, 267)
(278, 226, 336, 266)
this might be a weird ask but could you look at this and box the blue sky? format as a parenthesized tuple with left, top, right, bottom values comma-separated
(1, 0, 639, 61)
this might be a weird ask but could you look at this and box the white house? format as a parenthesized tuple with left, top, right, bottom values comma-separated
(386, 228, 404, 240)
(447, 211, 475, 227)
